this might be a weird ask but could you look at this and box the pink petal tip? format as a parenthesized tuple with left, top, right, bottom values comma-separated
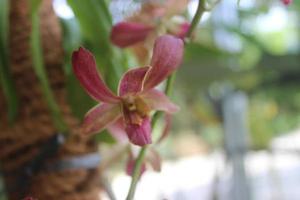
(144, 35, 184, 90)
(72, 47, 119, 103)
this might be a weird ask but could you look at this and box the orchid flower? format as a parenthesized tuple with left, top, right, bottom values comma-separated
(110, 0, 190, 48)
(72, 35, 183, 146)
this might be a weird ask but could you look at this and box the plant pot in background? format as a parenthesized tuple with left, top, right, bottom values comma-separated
(0, 0, 101, 199)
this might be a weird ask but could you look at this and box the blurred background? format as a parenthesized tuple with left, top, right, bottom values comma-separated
(1, 0, 300, 199)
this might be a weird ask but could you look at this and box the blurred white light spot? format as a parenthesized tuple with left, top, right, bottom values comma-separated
(215, 29, 242, 53)
(256, 6, 288, 33)
(188, 0, 198, 16)
(53, 0, 74, 19)
(188, 0, 211, 24)
(238, 0, 255, 10)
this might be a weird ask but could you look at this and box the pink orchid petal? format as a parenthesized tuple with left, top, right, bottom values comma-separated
(118, 66, 151, 96)
(81, 103, 121, 135)
(72, 47, 119, 103)
(157, 114, 172, 144)
(126, 155, 146, 176)
(111, 22, 154, 48)
(144, 35, 184, 89)
(141, 89, 179, 113)
(147, 148, 162, 172)
(125, 117, 152, 146)
(107, 118, 129, 143)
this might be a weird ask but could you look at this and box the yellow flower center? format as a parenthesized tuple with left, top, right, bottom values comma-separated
(122, 95, 151, 125)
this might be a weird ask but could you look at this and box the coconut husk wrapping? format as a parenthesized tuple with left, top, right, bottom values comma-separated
(0, 0, 101, 199)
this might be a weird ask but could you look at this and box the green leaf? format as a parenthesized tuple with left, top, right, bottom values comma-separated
(0, 0, 19, 123)
(60, 18, 82, 75)
(66, 75, 96, 119)
(29, 0, 67, 133)
(29, 0, 42, 13)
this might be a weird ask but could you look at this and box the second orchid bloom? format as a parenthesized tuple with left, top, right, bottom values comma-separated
(110, 0, 190, 48)
(72, 35, 184, 146)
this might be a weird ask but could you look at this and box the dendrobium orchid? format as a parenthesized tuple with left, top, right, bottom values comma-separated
(110, 0, 190, 48)
(72, 35, 183, 146)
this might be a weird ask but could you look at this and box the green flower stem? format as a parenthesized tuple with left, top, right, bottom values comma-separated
(125, 145, 147, 200)
(151, 72, 176, 129)
(125, 1, 206, 199)
(186, 0, 206, 38)
(165, 71, 176, 96)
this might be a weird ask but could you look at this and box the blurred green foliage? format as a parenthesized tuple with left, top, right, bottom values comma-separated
(63, 0, 129, 143)
(30, 0, 67, 132)
(0, 0, 19, 122)
(67, 0, 126, 92)
(60, 18, 95, 119)
(173, 0, 300, 149)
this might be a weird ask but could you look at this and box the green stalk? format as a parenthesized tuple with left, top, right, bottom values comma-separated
(125, 146, 147, 200)
(125, 1, 208, 199)
(151, 72, 176, 129)
(125, 73, 177, 200)
(186, 0, 206, 38)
